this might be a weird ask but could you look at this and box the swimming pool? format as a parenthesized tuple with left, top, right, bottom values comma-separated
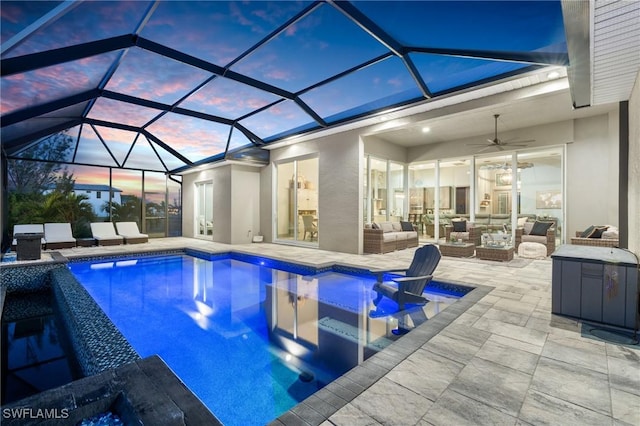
(69, 252, 467, 425)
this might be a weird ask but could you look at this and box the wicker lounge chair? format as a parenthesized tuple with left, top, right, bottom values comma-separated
(115, 222, 148, 244)
(44, 223, 77, 249)
(90, 222, 124, 246)
(371, 244, 441, 310)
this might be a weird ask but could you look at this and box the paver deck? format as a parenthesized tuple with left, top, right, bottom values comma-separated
(52, 238, 640, 426)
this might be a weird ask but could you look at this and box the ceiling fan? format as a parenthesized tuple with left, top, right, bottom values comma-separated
(468, 114, 534, 152)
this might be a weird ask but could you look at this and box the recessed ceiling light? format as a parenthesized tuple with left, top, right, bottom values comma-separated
(547, 71, 560, 79)
(422, 127, 431, 133)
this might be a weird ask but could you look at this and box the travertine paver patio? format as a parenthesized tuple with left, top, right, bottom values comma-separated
(55, 238, 640, 426)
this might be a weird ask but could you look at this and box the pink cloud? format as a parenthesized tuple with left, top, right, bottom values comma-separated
(265, 68, 292, 81)
(387, 77, 403, 87)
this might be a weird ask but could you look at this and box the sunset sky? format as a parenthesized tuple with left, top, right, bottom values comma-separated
(2, 1, 566, 173)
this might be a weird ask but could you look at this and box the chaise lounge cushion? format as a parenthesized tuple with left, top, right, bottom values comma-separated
(115, 222, 148, 244)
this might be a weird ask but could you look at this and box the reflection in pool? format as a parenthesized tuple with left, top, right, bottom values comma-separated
(69, 254, 465, 426)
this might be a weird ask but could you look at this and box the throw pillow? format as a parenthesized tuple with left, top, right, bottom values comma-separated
(530, 221, 553, 236)
(400, 221, 414, 231)
(590, 226, 608, 238)
(380, 222, 394, 233)
(452, 220, 467, 232)
(372, 222, 379, 230)
(580, 225, 596, 238)
(517, 216, 528, 227)
(391, 222, 402, 232)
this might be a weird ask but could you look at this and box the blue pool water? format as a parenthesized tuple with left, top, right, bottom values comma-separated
(69, 253, 466, 425)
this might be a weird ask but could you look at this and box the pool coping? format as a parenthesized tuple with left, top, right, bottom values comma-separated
(4, 246, 492, 425)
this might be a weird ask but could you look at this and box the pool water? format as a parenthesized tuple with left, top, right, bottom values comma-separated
(69, 254, 461, 425)
(1, 292, 77, 405)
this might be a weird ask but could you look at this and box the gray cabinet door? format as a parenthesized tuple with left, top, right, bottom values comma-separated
(602, 265, 625, 326)
(560, 261, 581, 317)
(625, 267, 639, 328)
(581, 263, 603, 322)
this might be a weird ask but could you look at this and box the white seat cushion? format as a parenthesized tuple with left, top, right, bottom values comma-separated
(394, 232, 408, 240)
(382, 233, 397, 242)
(518, 242, 547, 259)
(380, 222, 394, 233)
(522, 235, 546, 244)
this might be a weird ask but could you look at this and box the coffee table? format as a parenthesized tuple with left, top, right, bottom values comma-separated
(439, 242, 475, 258)
(476, 245, 514, 262)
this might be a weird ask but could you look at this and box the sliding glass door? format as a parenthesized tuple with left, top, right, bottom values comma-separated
(275, 157, 319, 246)
(195, 181, 213, 238)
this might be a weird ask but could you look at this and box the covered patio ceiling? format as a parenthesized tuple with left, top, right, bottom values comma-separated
(1, 1, 581, 174)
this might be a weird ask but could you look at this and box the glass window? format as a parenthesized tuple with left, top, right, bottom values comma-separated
(299, 56, 422, 123)
(75, 125, 121, 168)
(276, 161, 295, 240)
(231, 3, 388, 93)
(239, 100, 316, 141)
(351, 1, 566, 51)
(1, 1, 62, 45)
(140, 1, 309, 67)
(167, 175, 182, 237)
(146, 112, 232, 162)
(389, 161, 404, 222)
(439, 159, 471, 216)
(144, 172, 167, 237)
(2, 103, 88, 145)
(518, 148, 563, 244)
(370, 157, 387, 224)
(88, 98, 162, 128)
(409, 162, 436, 240)
(410, 53, 528, 94)
(66, 164, 110, 224)
(105, 47, 211, 105)
(1, 51, 120, 115)
(178, 76, 280, 120)
(4, 1, 149, 58)
(111, 169, 142, 231)
(96, 191, 101, 199)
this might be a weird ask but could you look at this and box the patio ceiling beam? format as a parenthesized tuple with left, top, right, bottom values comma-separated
(560, 0, 591, 108)
(141, 130, 194, 167)
(2, 119, 82, 155)
(233, 123, 265, 146)
(102, 90, 236, 127)
(1, 34, 136, 77)
(407, 46, 570, 66)
(326, 1, 431, 98)
(329, 0, 403, 57)
(1, 89, 101, 127)
(402, 55, 433, 99)
(294, 98, 327, 127)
